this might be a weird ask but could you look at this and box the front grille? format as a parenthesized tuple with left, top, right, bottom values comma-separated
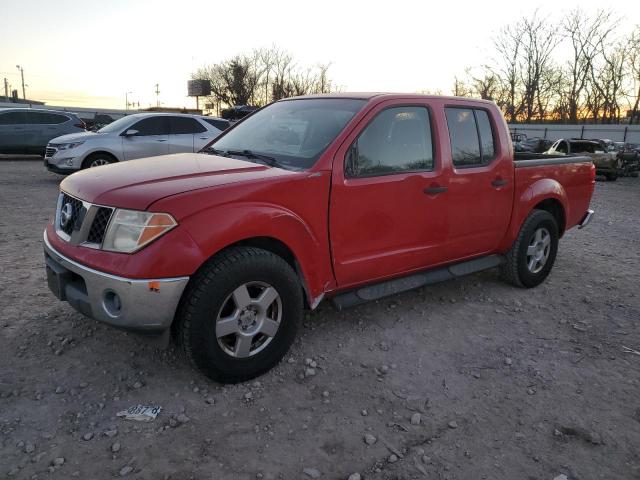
(87, 207, 113, 244)
(59, 193, 84, 236)
(45, 147, 57, 158)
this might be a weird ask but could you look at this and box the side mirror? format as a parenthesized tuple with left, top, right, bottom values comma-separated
(122, 129, 139, 137)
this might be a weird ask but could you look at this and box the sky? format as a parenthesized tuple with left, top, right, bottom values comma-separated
(0, 0, 638, 110)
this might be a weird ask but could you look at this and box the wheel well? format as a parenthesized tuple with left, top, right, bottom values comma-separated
(533, 199, 565, 236)
(212, 237, 311, 308)
(82, 151, 117, 168)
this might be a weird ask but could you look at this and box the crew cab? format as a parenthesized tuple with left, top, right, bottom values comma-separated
(43, 94, 595, 383)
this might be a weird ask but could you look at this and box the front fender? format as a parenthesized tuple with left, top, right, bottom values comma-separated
(500, 178, 568, 251)
(180, 201, 333, 305)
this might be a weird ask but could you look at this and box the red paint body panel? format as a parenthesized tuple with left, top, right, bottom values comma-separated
(50, 94, 595, 308)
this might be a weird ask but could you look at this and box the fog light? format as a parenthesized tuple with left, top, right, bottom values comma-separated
(66, 159, 74, 166)
(103, 290, 122, 317)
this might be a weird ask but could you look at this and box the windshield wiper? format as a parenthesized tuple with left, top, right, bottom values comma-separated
(225, 149, 282, 168)
(202, 146, 228, 156)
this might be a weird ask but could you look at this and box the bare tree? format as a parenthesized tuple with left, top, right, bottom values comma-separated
(493, 22, 523, 122)
(517, 13, 560, 122)
(627, 27, 640, 124)
(192, 47, 336, 113)
(563, 9, 616, 122)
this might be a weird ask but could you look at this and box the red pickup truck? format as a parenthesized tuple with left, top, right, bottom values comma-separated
(43, 94, 595, 383)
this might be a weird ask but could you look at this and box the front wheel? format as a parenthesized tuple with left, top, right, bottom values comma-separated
(82, 153, 116, 169)
(501, 209, 559, 288)
(176, 247, 303, 383)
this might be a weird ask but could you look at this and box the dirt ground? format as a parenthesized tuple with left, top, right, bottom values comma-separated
(1, 158, 639, 480)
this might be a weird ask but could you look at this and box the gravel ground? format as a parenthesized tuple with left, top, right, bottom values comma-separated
(1, 158, 639, 480)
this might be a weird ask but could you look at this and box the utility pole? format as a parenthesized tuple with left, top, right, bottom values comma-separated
(3, 78, 8, 101)
(154, 83, 160, 107)
(15, 65, 25, 100)
(125, 91, 132, 110)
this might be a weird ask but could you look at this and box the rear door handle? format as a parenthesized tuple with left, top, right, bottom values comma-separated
(491, 178, 508, 187)
(424, 185, 447, 195)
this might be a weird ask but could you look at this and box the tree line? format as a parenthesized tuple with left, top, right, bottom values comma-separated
(454, 9, 640, 124)
(191, 47, 335, 115)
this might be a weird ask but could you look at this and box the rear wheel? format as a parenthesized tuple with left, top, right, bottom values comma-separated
(501, 209, 559, 288)
(176, 247, 303, 383)
(82, 152, 116, 169)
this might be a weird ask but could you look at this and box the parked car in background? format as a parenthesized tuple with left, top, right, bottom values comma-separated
(43, 93, 595, 382)
(517, 137, 554, 154)
(44, 113, 229, 174)
(0, 108, 86, 155)
(221, 105, 259, 121)
(614, 142, 640, 177)
(545, 138, 623, 181)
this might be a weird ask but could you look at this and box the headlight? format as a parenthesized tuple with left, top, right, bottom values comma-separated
(102, 209, 177, 253)
(56, 141, 85, 150)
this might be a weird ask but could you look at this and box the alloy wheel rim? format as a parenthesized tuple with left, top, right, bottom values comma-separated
(215, 281, 282, 358)
(526, 227, 551, 274)
(90, 158, 109, 167)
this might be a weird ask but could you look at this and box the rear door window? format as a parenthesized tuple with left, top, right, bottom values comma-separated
(169, 116, 207, 134)
(0, 111, 27, 125)
(130, 117, 170, 136)
(445, 108, 496, 167)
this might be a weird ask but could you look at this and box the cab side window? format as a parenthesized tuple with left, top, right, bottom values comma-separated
(445, 108, 496, 167)
(346, 106, 434, 178)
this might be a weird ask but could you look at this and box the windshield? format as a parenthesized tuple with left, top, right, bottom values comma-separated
(97, 116, 135, 134)
(208, 98, 366, 170)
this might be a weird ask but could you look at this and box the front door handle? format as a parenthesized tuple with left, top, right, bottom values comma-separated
(424, 185, 447, 195)
(491, 178, 508, 187)
(156, 139, 167, 142)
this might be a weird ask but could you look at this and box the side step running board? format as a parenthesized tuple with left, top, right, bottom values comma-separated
(331, 254, 504, 310)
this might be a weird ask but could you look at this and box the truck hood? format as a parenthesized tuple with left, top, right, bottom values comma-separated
(50, 131, 99, 143)
(60, 153, 283, 210)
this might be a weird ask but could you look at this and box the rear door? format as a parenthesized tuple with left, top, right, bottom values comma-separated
(167, 116, 208, 153)
(330, 101, 450, 287)
(122, 116, 170, 160)
(0, 111, 27, 153)
(443, 106, 514, 259)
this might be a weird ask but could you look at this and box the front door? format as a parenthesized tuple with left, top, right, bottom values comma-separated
(443, 106, 514, 259)
(123, 116, 170, 160)
(330, 102, 450, 288)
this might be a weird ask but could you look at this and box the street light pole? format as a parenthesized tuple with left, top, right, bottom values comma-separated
(15, 65, 25, 100)
(125, 91, 132, 110)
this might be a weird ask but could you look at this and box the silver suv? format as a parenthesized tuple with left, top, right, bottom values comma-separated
(44, 112, 229, 174)
(0, 108, 86, 155)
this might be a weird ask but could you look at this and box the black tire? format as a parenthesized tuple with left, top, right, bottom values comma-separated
(82, 152, 116, 169)
(501, 209, 559, 288)
(605, 172, 618, 181)
(176, 247, 303, 383)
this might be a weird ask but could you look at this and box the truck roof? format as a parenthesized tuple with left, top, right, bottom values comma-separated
(284, 92, 497, 105)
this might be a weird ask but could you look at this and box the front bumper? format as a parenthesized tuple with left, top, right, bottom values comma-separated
(43, 231, 189, 333)
(44, 156, 80, 174)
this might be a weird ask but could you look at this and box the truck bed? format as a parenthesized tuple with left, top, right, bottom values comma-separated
(514, 152, 592, 167)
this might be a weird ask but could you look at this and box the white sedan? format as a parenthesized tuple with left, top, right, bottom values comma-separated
(44, 112, 229, 174)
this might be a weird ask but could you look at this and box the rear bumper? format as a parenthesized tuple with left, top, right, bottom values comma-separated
(43, 230, 189, 333)
(578, 209, 594, 229)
